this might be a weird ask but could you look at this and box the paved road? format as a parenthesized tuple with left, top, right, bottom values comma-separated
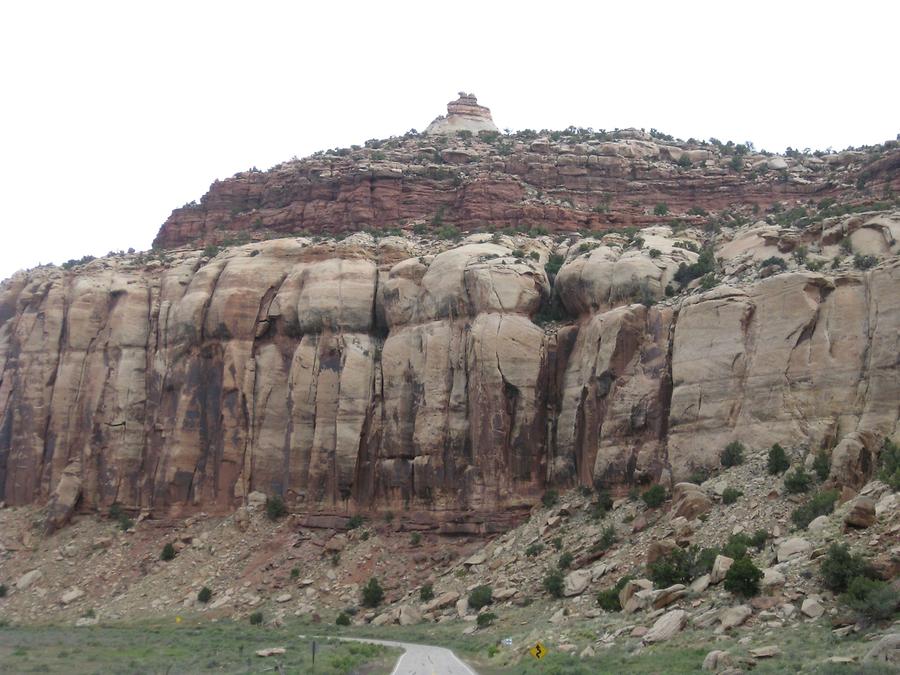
(302, 635, 478, 675)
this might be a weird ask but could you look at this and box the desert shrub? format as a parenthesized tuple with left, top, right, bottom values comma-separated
(197, 587, 212, 603)
(784, 467, 813, 494)
(266, 495, 287, 520)
(878, 438, 899, 491)
(812, 451, 831, 481)
(853, 254, 877, 270)
(552, 536, 563, 551)
(597, 576, 633, 611)
(541, 489, 559, 508)
(594, 490, 614, 512)
(361, 577, 384, 608)
(335, 612, 351, 626)
(202, 244, 220, 258)
(820, 543, 874, 592)
(249, 612, 263, 625)
(842, 576, 899, 622)
(642, 484, 666, 508)
(724, 557, 763, 598)
(544, 253, 565, 281)
(677, 155, 692, 168)
(347, 515, 364, 529)
(476, 612, 497, 628)
(722, 533, 753, 560)
(673, 247, 716, 285)
(419, 584, 434, 602)
(592, 525, 617, 553)
(648, 548, 694, 588)
(558, 552, 574, 570)
(750, 529, 770, 550)
(654, 203, 669, 216)
(693, 547, 721, 576)
(161, 542, 176, 561)
(688, 467, 710, 485)
(525, 543, 544, 557)
(290, 567, 300, 579)
(512, 248, 525, 259)
(409, 532, 422, 546)
(649, 248, 661, 258)
(720, 441, 745, 467)
(767, 443, 790, 474)
(722, 487, 743, 505)
(528, 251, 540, 261)
(0, 584, 6, 598)
(543, 570, 564, 598)
(468, 585, 493, 610)
(791, 489, 840, 529)
(437, 225, 461, 241)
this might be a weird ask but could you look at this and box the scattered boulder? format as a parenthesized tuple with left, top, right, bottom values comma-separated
(777, 537, 812, 562)
(647, 539, 679, 564)
(749, 645, 782, 658)
(801, 596, 825, 619)
(60, 588, 85, 605)
(844, 496, 876, 528)
(16, 569, 42, 590)
(255, 647, 286, 657)
(863, 633, 900, 664)
(274, 593, 292, 603)
(643, 609, 688, 643)
(672, 483, 713, 520)
(651, 584, 687, 610)
(761, 568, 786, 589)
(423, 591, 459, 612)
(463, 551, 487, 566)
(702, 650, 734, 672)
(247, 491, 268, 509)
(710, 555, 734, 584)
(563, 569, 592, 597)
(398, 604, 422, 626)
(718, 604, 752, 630)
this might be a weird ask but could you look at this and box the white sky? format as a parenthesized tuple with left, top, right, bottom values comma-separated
(1, 1, 897, 281)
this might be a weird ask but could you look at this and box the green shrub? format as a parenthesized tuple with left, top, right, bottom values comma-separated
(648, 548, 694, 588)
(878, 438, 899, 490)
(720, 441, 745, 467)
(249, 612, 263, 625)
(791, 489, 840, 529)
(543, 570, 564, 598)
(597, 576, 633, 611)
(203, 244, 220, 258)
(528, 251, 540, 261)
(290, 567, 300, 579)
(722, 533, 753, 560)
(723, 557, 763, 598)
(197, 587, 212, 603)
(476, 612, 497, 628)
(642, 484, 666, 508)
(544, 254, 565, 281)
(558, 552, 574, 570)
(0, 584, 6, 598)
(654, 203, 669, 216)
(767, 443, 790, 474)
(437, 225, 461, 240)
(677, 155, 692, 168)
(419, 584, 434, 602)
(722, 487, 743, 505)
(673, 247, 716, 285)
(842, 576, 898, 622)
(161, 542, 176, 561)
(361, 577, 384, 608)
(541, 489, 559, 508)
(820, 543, 874, 592)
(468, 585, 493, 610)
(594, 490, 613, 512)
(347, 515, 364, 529)
(648, 248, 661, 258)
(693, 547, 720, 576)
(853, 254, 877, 270)
(688, 467, 710, 485)
(266, 495, 287, 520)
(784, 468, 813, 494)
(812, 451, 831, 481)
(592, 525, 617, 553)
(525, 543, 544, 557)
(410, 532, 422, 546)
(750, 529, 770, 550)
(552, 537, 563, 551)
(335, 612, 351, 626)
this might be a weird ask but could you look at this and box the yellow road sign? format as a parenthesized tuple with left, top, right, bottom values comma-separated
(529, 642, 547, 659)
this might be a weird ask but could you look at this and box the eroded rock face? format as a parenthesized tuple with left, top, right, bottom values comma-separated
(1, 230, 899, 527)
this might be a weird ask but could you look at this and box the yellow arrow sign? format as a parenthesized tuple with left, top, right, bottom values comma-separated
(530, 642, 547, 659)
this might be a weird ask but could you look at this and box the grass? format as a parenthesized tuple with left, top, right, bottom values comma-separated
(0, 618, 399, 674)
(0, 603, 885, 674)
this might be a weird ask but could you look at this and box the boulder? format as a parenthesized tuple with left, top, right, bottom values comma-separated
(423, 591, 460, 612)
(801, 596, 825, 618)
(702, 650, 734, 672)
(493, 587, 517, 601)
(718, 604, 752, 629)
(398, 605, 422, 626)
(463, 551, 487, 566)
(274, 593, 292, 603)
(844, 496, 876, 528)
(777, 537, 812, 562)
(749, 645, 782, 658)
(647, 539, 679, 564)
(808, 515, 831, 532)
(247, 491, 268, 509)
(651, 584, 687, 610)
(60, 588, 85, 605)
(643, 609, 688, 643)
(710, 555, 734, 584)
(620, 579, 654, 613)
(671, 483, 712, 520)
(16, 569, 42, 590)
(455, 597, 469, 617)
(863, 633, 900, 664)
(761, 568, 786, 589)
(563, 569, 592, 597)
(690, 574, 711, 593)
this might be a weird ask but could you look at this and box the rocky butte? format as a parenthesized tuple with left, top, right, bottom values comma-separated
(1, 95, 899, 536)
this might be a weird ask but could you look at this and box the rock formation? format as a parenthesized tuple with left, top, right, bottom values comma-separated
(425, 92, 498, 136)
(2, 97, 899, 532)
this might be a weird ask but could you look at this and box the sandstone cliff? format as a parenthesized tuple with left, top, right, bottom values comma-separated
(3, 206, 899, 532)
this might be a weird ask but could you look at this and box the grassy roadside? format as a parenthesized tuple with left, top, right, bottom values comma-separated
(0, 618, 400, 674)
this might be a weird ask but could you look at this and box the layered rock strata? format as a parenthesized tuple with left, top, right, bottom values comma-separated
(2, 219, 898, 531)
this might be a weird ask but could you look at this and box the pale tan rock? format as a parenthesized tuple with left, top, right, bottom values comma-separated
(718, 604, 752, 629)
(777, 537, 812, 562)
(643, 609, 688, 643)
(563, 569, 592, 597)
(710, 555, 734, 585)
(844, 496, 876, 528)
